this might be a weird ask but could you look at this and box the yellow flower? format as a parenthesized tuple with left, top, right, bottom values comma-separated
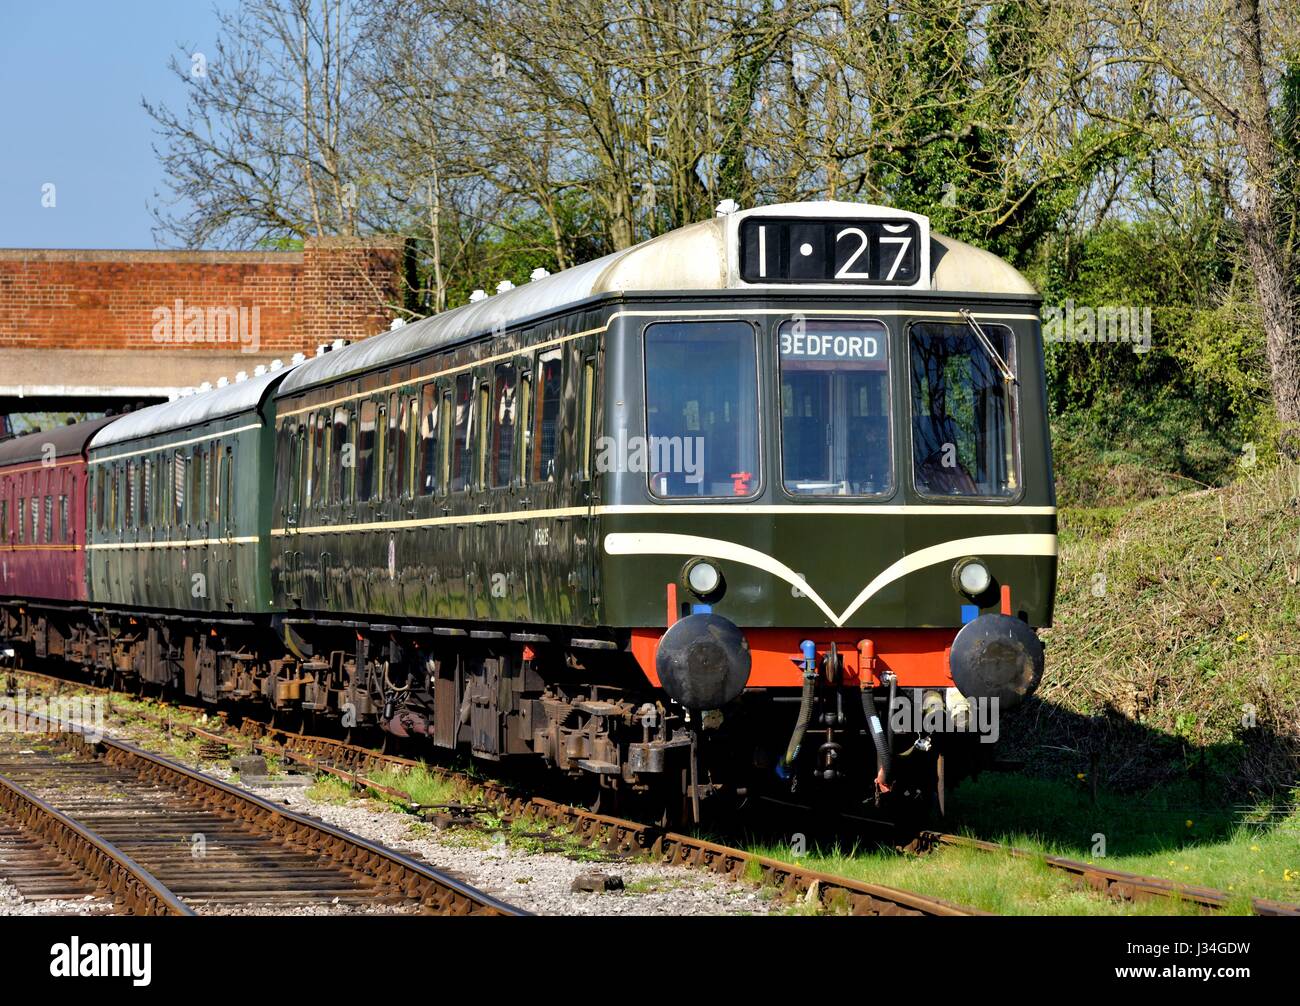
(1251, 845, 1260, 852)
(1236, 633, 1249, 643)
(1076, 772, 1087, 780)
(1285, 869, 1294, 882)
(1213, 556, 1224, 562)
(1185, 819, 1193, 828)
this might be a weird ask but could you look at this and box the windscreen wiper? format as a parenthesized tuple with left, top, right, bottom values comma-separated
(959, 308, 1017, 385)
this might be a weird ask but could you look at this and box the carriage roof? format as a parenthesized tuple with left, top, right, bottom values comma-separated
(0, 415, 120, 467)
(88, 366, 289, 452)
(277, 201, 1035, 398)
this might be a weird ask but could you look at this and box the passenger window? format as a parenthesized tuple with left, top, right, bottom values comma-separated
(0, 498, 7, 542)
(58, 495, 68, 543)
(286, 425, 301, 517)
(491, 364, 517, 488)
(309, 412, 326, 509)
(125, 461, 136, 528)
(331, 407, 350, 504)
(42, 495, 53, 543)
(387, 393, 404, 498)
(517, 372, 532, 484)
(94, 470, 105, 533)
(450, 374, 475, 493)
(17, 496, 25, 543)
(210, 443, 222, 524)
(477, 381, 490, 488)
(173, 452, 186, 524)
(533, 349, 562, 482)
(357, 399, 378, 502)
(141, 458, 152, 526)
(581, 358, 595, 479)
(644, 320, 760, 497)
(418, 383, 439, 495)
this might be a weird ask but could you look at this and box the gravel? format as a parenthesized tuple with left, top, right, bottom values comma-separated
(0, 878, 113, 917)
(1, 694, 776, 916)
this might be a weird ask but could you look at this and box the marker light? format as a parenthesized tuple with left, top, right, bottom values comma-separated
(956, 559, 992, 597)
(686, 560, 721, 596)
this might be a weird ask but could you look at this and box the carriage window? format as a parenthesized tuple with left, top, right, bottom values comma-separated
(58, 495, 69, 543)
(644, 320, 760, 498)
(309, 413, 327, 508)
(125, 461, 136, 528)
(450, 374, 475, 493)
(0, 499, 7, 542)
(418, 383, 439, 495)
(388, 393, 405, 498)
(910, 322, 1019, 498)
(223, 447, 233, 529)
(491, 364, 517, 488)
(779, 319, 892, 496)
(210, 442, 223, 524)
(17, 497, 25, 543)
(532, 349, 562, 482)
(331, 407, 350, 504)
(517, 373, 532, 483)
(173, 452, 186, 524)
(581, 358, 595, 479)
(477, 382, 490, 488)
(357, 399, 378, 502)
(140, 457, 152, 525)
(43, 495, 53, 543)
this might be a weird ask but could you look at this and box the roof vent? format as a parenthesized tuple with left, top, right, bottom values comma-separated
(469, 289, 488, 302)
(291, 352, 306, 365)
(496, 280, 515, 294)
(389, 317, 406, 330)
(253, 365, 267, 377)
(530, 268, 550, 281)
(316, 344, 328, 356)
(199, 381, 212, 393)
(216, 376, 230, 388)
(270, 358, 283, 370)
(715, 198, 740, 216)
(235, 371, 248, 383)
(331, 338, 347, 352)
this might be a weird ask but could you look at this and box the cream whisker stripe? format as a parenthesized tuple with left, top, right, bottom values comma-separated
(270, 502, 1054, 536)
(86, 536, 259, 550)
(90, 423, 263, 465)
(603, 531, 1058, 628)
(278, 307, 1039, 419)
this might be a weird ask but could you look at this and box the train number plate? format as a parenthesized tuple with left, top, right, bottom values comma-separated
(739, 217, 921, 285)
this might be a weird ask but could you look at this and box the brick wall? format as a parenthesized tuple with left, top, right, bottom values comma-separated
(0, 237, 406, 357)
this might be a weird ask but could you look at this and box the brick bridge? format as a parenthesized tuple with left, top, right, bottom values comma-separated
(0, 237, 408, 417)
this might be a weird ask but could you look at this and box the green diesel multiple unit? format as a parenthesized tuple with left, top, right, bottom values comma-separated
(5, 201, 1057, 821)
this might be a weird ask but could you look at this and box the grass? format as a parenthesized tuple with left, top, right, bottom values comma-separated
(1024, 460, 1300, 794)
(363, 763, 468, 808)
(306, 774, 355, 805)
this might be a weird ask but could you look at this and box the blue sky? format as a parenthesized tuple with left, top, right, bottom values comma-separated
(0, 1, 225, 249)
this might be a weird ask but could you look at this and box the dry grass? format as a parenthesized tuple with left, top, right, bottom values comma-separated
(1021, 461, 1300, 794)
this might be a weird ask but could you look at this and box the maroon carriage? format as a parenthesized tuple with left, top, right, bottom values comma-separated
(0, 416, 119, 604)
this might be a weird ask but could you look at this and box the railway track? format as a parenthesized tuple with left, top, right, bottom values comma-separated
(910, 831, 1300, 917)
(0, 708, 524, 916)
(11, 666, 1300, 918)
